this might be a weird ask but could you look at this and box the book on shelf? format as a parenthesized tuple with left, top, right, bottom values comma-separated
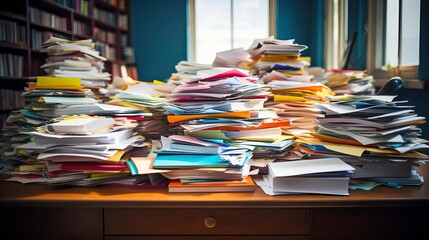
(0, 18, 26, 47)
(29, 7, 68, 31)
(118, 0, 126, 10)
(94, 7, 117, 25)
(0, 54, 24, 77)
(73, 20, 90, 36)
(0, 88, 25, 111)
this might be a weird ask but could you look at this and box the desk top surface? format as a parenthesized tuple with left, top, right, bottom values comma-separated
(1, 164, 429, 208)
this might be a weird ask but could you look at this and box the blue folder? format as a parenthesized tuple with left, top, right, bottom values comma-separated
(153, 154, 229, 169)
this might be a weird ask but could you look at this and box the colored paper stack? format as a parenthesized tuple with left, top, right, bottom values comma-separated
(39, 36, 111, 89)
(247, 37, 310, 81)
(158, 67, 295, 191)
(152, 134, 255, 192)
(324, 69, 375, 95)
(12, 115, 159, 186)
(0, 37, 161, 186)
(167, 68, 292, 143)
(296, 94, 429, 189)
(246, 37, 335, 141)
(264, 81, 335, 139)
(169, 60, 213, 85)
(107, 81, 175, 140)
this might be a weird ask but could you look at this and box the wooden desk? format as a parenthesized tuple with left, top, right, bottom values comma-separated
(1, 164, 429, 240)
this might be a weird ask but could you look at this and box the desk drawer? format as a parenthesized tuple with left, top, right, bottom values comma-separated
(104, 208, 310, 235)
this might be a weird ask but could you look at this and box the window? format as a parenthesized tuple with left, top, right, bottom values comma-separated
(324, 0, 348, 71)
(189, 0, 274, 64)
(384, 0, 420, 69)
(367, 0, 421, 86)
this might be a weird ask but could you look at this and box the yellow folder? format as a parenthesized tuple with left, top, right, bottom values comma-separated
(36, 76, 82, 90)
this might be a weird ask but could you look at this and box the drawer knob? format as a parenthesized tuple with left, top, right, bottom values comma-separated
(204, 217, 217, 228)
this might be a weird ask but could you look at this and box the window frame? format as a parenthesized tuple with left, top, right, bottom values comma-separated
(324, 0, 348, 71)
(367, 0, 422, 89)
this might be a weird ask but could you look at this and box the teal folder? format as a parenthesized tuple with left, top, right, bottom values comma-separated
(153, 154, 229, 169)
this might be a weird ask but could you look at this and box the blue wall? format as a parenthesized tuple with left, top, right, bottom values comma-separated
(276, 0, 325, 67)
(131, 0, 188, 82)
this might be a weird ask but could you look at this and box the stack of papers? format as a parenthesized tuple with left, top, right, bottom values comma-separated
(294, 95, 429, 187)
(22, 76, 139, 119)
(256, 158, 355, 195)
(166, 68, 285, 142)
(264, 81, 334, 138)
(324, 69, 375, 95)
(314, 95, 427, 148)
(148, 135, 256, 192)
(107, 82, 173, 138)
(247, 37, 310, 78)
(11, 116, 155, 186)
(0, 74, 159, 187)
(46, 116, 115, 134)
(169, 61, 213, 84)
(110, 82, 171, 113)
(0, 76, 99, 182)
(155, 135, 251, 166)
(168, 176, 255, 193)
(212, 48, 251, 68)
(39, 36, 111, 87)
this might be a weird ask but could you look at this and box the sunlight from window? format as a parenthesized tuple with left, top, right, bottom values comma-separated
(385, 0, 399, 67)
(194, 0, 269, 64)
(384, 0, 420, 68)
(400, 0, 420, 66)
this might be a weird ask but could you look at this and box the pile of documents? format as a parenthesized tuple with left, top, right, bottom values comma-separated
(212, 47, 252, 69)
(0, 77, 94, 181)
(159, 67, 296, 191)
(314, 95, 427, 151)
(169, 60, 213, 84)
(264, 81, 334, 138)
(0, 75, 161, 186)
(152, 135, 255, 192)
(8, 115, 157, 186)
(247, 37, 311, 81)
(39, 36, 111, 88)
(255, 157, 355, 195)
(324, 69, 375, 95)
(296, 94, 429, 188)
(24, 76, 139, 120)
(241, 37, 336, 139)
(165, 68, 283, 138)
(107, 81, 175, 139)
(0, 110, 40, 167)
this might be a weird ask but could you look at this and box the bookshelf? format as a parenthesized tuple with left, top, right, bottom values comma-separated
(0, 0, 133, 125)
